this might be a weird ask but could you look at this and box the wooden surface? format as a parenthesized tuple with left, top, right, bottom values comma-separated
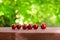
(0, 32, 15, 40)
(0, 27, 60, 33)
(0, 27, 60, 40)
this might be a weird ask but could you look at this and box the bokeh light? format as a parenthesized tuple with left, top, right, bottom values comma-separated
(0, 0, 60, 27)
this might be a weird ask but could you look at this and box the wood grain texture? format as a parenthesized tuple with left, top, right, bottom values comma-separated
(0, 27, 60, 40)
(15, 33, 60, 40)
(0, 32, 15, 40)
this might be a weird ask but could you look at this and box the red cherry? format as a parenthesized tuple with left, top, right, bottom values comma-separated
(16, 24, 21, 29)
(27, 24, 32, 30)
(12, 24, 16, 29)
(41, 23, 46, 29)
(33, 24, 38, 29)
(23, 24, 27, 30)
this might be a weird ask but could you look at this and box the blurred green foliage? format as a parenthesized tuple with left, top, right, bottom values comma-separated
(0, 0, 60, 27)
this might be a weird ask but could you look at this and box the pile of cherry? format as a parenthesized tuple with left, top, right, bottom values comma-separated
(12, 23, 46, 30)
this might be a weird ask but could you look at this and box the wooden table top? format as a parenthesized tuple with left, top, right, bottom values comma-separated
(0, 27, 60, 33)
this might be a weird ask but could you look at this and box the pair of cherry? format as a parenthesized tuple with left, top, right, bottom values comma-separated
(12, 24, 46, 30)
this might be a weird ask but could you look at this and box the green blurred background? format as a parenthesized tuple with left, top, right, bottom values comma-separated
(0, 0, 60, 27)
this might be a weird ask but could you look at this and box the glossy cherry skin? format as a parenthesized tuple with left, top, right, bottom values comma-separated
(33, 24, 38, 29)
(41, 23, 46, 29)
(12, 24, 16, 29)
(16, 24, 21, 29)
(23, 24, 27, 30)
(27, 24, 32, 30)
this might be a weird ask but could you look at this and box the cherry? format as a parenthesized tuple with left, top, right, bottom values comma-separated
(12, 24, 16, 29)
(23, 24, 27, 30)
(33, 24, 38, 29)
(27, 24, 32, 30)
(16, 24, 21, 29)
(41, 23, 46, 29)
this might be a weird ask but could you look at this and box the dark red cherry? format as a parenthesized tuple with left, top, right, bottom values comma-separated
(12, 24, 16, 29)
(16, 24, 21, 29)
(41, 23, 46, 29)
(23, 24, 27, 30)
(33, 24, 38, 29)
(27, 24, 32, 30)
